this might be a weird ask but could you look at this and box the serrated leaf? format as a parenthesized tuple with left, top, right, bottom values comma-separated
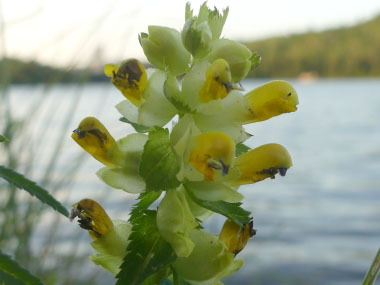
(164, 75, 193, 114)
(235, 143, 251, 157)
(119, 117, 151, 133)
(0, 250, 42, 285)
(249, 52, 261, 71)
(116, 210, 176, 285)
(0, 135, 8, 142)
(130, 191, 162, 223)
(184, 184, 250, 226)
(0, 166, 69, 217)
(139, 127, 181, 191)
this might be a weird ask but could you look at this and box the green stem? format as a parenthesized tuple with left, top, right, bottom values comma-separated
(363, 248, 380, 285)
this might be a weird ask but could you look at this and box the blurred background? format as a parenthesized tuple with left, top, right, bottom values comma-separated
(1, 0, 380, 284)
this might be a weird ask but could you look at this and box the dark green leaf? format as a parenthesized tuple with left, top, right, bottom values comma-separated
(116, 210, 177, 285)
(249, 53, 261, 71)
(139, 127, 181, 191)
(184, 184, 250, 226)
(0, 250, 43, 285)
(119, 117, 151, 133)
(130, 191, 162, 223)
(0, 165, 69, 217)
(235, 143, 251, 157)
(164, 75, 193, 114)
(0, 135, 8, 142)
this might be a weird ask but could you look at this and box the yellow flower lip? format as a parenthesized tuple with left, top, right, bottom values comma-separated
(72, 117, 116, 166)
(189, 132, 235, 181)
(233, 143, 292, 185)
(70, 198, 113, 240)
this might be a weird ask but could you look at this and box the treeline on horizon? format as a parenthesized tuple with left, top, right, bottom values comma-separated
(1, 13, 380, 84)
(247, 13, 380, 78)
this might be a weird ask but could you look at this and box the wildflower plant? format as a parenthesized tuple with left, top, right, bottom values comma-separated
(70, 2, 299, 284)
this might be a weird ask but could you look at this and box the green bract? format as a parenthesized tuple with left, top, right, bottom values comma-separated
(90, 220, 132, 275)
(70, 2, 299, 284)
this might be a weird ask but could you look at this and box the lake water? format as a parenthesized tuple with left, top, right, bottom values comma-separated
(3, 78, 380, 284)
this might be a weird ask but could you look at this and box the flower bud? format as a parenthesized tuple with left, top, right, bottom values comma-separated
(104, 59, 147, 106)
(233, 143, 292, 185)
(181, 17, 212, 58)
(139, 26, 190, 75)
(72, 117, 115, 166)
(207, 39, 252, 82)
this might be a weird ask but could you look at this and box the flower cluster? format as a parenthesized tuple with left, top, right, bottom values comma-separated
(70, 3, 298, 284)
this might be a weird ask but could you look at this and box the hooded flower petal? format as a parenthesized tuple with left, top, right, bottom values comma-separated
(243, 80, 299, 123)
(104, 59, 147, 106)
(70, 199, 113, 240)
(219, 218, 256, 256)
(72, 117, 116, 166)
(232, 143, 292, 185)
(198, 58, 232, 103)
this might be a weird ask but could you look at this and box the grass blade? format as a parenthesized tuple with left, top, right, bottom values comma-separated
(363, 248, 380, 285)
(0, 165, 69, 217)
(0, 250, 43, 285)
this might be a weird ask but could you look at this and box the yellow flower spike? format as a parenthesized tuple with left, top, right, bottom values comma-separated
(189, 132, 235, 181)
(234, 143, 292, 185)
(244, 80, 299, 123)
(198, 58, 233, 103)
(104, 59, 147, 106)
(70, 199, 114, 240)
(219, 218, 256, 256)
(72, 117, 116, 166)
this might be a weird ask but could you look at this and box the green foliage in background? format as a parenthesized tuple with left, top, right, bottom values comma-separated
(246, 14, 380, 77)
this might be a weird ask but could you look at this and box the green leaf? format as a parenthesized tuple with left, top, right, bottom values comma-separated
(116, 210, 177, 285)
(139, 127, 181, 191)
(0, 165, 69, 217)
(249, 52, 261, 71)
(130, 191, 162, 223)
(235, 142, 251, 157)
(164, 75, 193, 114)
(0, 250, 42, 285)
(119, 117, 151, 133)
(0, 135, 8, 142)
(184, 184, 250, 227)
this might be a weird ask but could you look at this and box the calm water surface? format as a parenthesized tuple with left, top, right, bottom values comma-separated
(4, 78, 380, 284)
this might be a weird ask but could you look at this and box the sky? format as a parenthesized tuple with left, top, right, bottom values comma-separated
(1, 0, 380, 68)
